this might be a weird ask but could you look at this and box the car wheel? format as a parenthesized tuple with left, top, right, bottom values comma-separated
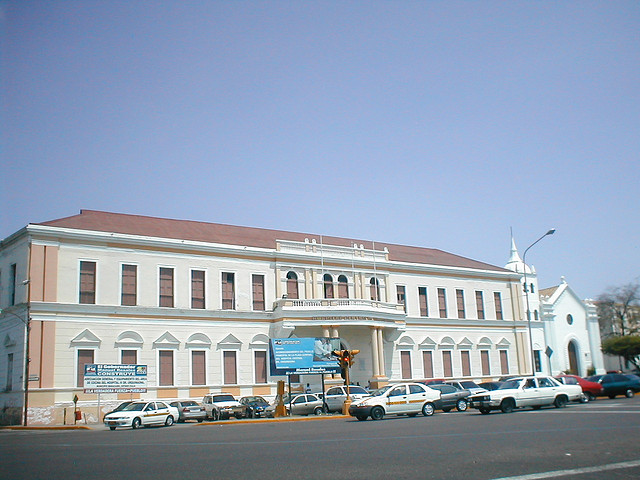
(313, 406, 323, 415)
(109, 426, 116, 431)
(356, 415, 368, 421)
(370, 406, 384, 421)
(212, 410, 220, 421)
(625, 389, 634, 398)
(422, 402, 435, 417)
(165, 415, 174, 426)
(479, 407, 491, 415)
(554, 396, 568, 408)
(579, 393, 589, 403)
(500, 398, 515, 413)
(132, 417, 142, 429)
(456, 399, 468, 412)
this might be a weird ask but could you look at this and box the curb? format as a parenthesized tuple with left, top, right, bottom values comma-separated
(0, 425, 92, 430)
(198, 414, 347, 426)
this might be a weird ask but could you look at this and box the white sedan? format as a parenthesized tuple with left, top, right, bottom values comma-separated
(468, 376, 582, 414)
(104, 401, 179, 430)
(349, 382, 441, 421)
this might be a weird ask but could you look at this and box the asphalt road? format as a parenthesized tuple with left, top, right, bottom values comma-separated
(2, 397, 639, 480)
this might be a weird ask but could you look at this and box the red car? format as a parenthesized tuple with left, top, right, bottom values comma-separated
(555, 374, 603, 402)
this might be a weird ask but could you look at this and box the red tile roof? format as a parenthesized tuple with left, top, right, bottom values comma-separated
(37, 210, 508, 272)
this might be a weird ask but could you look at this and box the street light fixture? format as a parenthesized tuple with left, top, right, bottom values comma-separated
(523, 229, 555, 376)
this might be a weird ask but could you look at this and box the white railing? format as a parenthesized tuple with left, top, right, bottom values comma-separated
(273, 297, 405, 313)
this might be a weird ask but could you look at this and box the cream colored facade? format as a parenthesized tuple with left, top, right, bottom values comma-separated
(1, 211, 535, 425)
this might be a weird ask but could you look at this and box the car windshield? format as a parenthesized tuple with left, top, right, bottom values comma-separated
(181, 401, 198, 406)
(459, 381, 479, 389)
(122, 403, 146, 411)
(347, 386, 368, 394)
(499, 379, 523, 390)
(212, 395, 235, 402)
(587, 375, 602, 382)
(371, 385, 392, 396)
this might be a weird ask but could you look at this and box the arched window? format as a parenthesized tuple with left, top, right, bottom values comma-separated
(337, 275, 349, 299)
(370, 277, 380, 301)
(286, 271, 299, 299)
(323, 274, 334, 299)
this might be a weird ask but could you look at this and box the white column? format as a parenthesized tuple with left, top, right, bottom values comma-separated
(322, 326, 330, 338)
(331, 326, 339, 339)
(377, 328, 385, 376)
(371, 327, 380, 377)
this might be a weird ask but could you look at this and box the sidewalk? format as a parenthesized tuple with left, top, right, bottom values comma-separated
(1, 413, 348, 430)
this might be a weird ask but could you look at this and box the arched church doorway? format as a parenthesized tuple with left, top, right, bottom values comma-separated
(568, 341, 579, 375)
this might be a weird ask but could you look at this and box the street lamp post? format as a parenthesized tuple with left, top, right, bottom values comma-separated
(523, 229, 556, 376)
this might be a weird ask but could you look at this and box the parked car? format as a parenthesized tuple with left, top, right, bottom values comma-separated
(169, 400, 206, 422)
(323, 385, 370, 413)
(444, 380, 487, 395)
(103, 400, 134, 421)
(587, 373, 640, 399)
(349, 383, 441, 421)
(478, 381, 503, 391)
(103, 401, 179, 430)
(554, 375, 603, 402)
(468, 376, 582, 414)
(266, 393, 325, 417)
(420, 378, 447, 386)
(428, 384, 471, 412)
(239, 396, 270, 418)
(202, 393, 245, 420)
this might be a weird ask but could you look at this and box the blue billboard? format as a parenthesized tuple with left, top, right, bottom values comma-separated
(270, 337, 341, 375)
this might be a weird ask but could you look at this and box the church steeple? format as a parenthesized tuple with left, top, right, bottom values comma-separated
(505, 229, 532, 274)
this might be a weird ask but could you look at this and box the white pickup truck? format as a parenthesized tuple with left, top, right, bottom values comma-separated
(468, 376, 582, 414)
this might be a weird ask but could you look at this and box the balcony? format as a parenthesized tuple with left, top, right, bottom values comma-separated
(272, 297, 406, 322)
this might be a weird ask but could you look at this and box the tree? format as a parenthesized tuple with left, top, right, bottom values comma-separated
(601, 336, 640, 371)
(597, 282, 640, 337)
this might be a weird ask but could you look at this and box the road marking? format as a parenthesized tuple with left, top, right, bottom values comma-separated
(489, 459, 640, 480)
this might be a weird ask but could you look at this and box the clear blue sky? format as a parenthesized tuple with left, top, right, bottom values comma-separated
(1, 1, 638, 299)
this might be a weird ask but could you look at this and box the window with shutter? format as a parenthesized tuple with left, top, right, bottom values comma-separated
(438, 288, 447, 318)
(456, 289, 465, 318)
(252, 274, 265, 311)
(223, 351, 237, 384)
(337, 275, 349, 299)
(159, 268, 174, 307)
(222, 272, 235, 309)
(121, 264, 137, 306)
(461, 350, 471, 376)
(79, 261, 96, 304)
(254, 351, 267, 383)
(191, 270, 205, 309)
(475, 291, 485, 319)
(442, 351, 453, 377)
(159, 350, 174, 386)
(121, 350, 137, 365)
(286, 271, 299, 299)
(192, 351, 206, 385)
(422, 351, 433, 378)
(77, 349, 94, 387)
(418, 287, 428, 317)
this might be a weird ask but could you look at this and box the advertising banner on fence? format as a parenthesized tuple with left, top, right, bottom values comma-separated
(270, 337, 341, 375)
(83, 364, 148, 393)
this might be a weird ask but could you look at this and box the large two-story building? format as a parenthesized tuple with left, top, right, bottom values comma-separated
(0, 210, 602, 425)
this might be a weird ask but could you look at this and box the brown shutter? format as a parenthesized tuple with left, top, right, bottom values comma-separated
(121, 264, 137, 306)
(192, 351, 206, 385)
(499, 350, 509, 375)
(159, 350, 174, 386)
(252, 274, 265, 311)
(401, 351, 412, 379)
(476, 291, 485, 319)
(438, 288, 447, 318)
(159, 268, 174, 307)
(456, 289, 465, 319)
(397, 286, 406, 311)
(494, 292, 503, 320)
(191, 270, 205, 309)
(286, 272, 299, 299)
(222, 273, 235, 309)
(224, 351, 237, 384)
(481, 350, 490, 376)
(419, 287, 428, 317)
(422, 351, 433, 378)
(79, 261, 96, 304)
(254, 351, 267, 384)
(443, 351, 453, 377)
(121, 350, 137, 365)
(77, 349, 94, 387)
(461, 351, 471, 376)
(323, 275, 334, 299)
(337, 276, 349, 299)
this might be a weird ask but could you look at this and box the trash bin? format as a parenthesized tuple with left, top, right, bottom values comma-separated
(75, 410, 82, 421)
